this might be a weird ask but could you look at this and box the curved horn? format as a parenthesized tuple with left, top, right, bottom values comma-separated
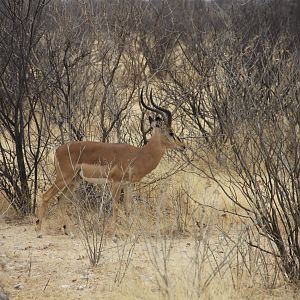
(140, 88, 165, 116)
(149, 89, 172, 126)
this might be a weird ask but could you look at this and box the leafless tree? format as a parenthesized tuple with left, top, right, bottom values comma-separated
(0, 0, 51, 214)
(185, 0, 300, 282)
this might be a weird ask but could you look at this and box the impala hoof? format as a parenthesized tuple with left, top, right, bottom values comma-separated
(35, 219, 43, 238)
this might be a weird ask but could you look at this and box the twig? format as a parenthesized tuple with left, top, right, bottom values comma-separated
(43, 278, 51, 292)
(183, 188, 251, 219)
(246, 241, 281, 257)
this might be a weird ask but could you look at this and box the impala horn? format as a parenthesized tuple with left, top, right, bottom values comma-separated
(140, 88, 168, 121)
(140, 88, 173, 127)
(149, 89, 172, 127)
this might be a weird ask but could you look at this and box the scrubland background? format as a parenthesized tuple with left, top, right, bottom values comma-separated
(1, 0, 300, 299)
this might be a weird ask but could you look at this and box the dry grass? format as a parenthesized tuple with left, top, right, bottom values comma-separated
(0, 191, 16, 221)
(0, 220, 293, 300)
(0, 164, 295, 299)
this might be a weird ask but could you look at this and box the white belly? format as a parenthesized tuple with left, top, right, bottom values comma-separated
(80, 174, 109, 184)
(78, 163, 110, 184)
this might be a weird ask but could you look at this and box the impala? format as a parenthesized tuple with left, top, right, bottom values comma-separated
(36, 88, 185, 237)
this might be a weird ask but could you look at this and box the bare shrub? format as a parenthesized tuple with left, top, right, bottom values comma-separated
(74, 181, 111, 267)
(142, 193, 253, 299)
(0, 0, 52, 214)
(184, 3, 300, 282)
(113, 231, 139, 286)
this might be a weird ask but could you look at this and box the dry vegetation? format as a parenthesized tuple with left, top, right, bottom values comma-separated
(0, 173, 293, 300)
(1, 0, 300, 299)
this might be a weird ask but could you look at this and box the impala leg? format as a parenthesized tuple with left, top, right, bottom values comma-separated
(111, 181, 121, 223)
(58, 181, 78, 236)
(36, 177, 73, 237)
(123, 183, 132, 217)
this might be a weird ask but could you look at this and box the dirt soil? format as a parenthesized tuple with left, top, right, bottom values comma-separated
(0, 219, 198, 300)
(1, 218, 298, 300)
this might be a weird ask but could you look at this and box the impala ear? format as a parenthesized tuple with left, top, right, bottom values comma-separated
(149, 116, 162, 128)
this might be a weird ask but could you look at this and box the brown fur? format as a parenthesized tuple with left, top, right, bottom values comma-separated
(36, 122, 185, 237)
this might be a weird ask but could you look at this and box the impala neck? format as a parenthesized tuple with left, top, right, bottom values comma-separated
(144, 131, 166, 155)
(137, 131, 166, 172)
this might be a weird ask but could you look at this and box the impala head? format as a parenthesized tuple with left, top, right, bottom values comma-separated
(140, 88, 186, 151)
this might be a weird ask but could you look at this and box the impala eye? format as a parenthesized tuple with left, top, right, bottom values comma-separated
(169, 132, 174, 137)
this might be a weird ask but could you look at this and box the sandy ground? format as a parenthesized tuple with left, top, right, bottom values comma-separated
(0, 173, 296, 300)
(0, 171, 240, 300)
(0, 219, 204, 300)
(1, 217, 298, 300)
